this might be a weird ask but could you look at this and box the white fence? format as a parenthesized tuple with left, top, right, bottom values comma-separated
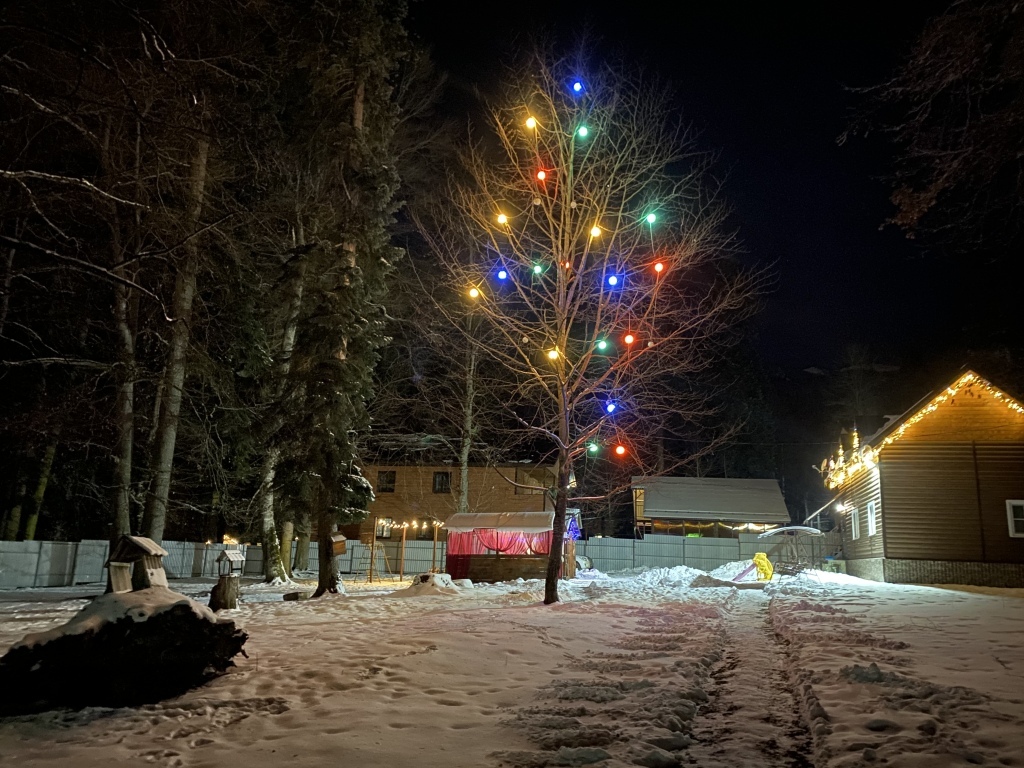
(0, 533, 781, 589)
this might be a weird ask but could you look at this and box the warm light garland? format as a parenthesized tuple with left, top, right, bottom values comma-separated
(824, 372, 1024, 490)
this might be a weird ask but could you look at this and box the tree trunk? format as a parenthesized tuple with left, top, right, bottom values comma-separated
(140, 137, 209, 543)
(294, 512, 310, 570)
(544, 454, 569, 605)
(457, 345, 477, 516)
(312, 512, 339, 596)
(258, 449, 287, 582)
(279, 519, 294, 578)
(3, 478, 27, 541)
(111, 260, 135, 540)
(22, 439, 57, 541)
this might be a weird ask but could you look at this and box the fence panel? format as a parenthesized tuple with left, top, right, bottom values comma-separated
(0, 541, 42, 588)
(33, 542, 78, 587)
(74, 540, 109, 584)
(579, 538, 634, 572)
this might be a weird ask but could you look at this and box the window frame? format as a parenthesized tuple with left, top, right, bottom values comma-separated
(850, 506, 860, 540)
(866, 500, 877, 537)
(432, 471, 452, 494)
(376, 470, 396, 494)
(1006, 500, 1024, 538)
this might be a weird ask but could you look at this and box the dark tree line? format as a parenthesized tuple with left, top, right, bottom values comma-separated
(0, 0, 414, 593)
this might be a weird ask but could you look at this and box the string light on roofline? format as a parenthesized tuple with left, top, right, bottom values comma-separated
(823, 372, 1024, 490)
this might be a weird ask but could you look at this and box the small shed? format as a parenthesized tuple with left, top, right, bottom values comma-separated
(444, 511, 557, 582)
(105, 535, 169, 593)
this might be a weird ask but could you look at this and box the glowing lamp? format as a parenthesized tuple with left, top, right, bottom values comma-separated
(596, 339, 608, 351)
(615, 445, 626, 456)
(525, 116, 537, 129)
(646, 213, 657, 224)
(624, 334, 635, 345)
(468, 287, 480, 299)
(497, 269, 508, 280)
(573, 81, 583, 93)
(607, 275, 619, 286)
(605, 402, 617, 414)
(497, 213, 508, 225)
(533, 264, 543, 275)
(536, 170, 546, 181)
(590, 225, 601, 237)
(587, 442, 599, 454)
(547, 349, 559, 360)
(577, 126, 588, 138)
(654, 262, 664, 274)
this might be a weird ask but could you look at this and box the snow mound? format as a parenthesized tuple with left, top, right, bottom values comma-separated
(452, 579, 474, 589)
(14, 586, 218, 649)
(632, 565, 705, 589)
(389, 573, 462, 598)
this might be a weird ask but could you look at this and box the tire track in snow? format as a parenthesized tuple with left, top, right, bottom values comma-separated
(685, 590, 813, 768)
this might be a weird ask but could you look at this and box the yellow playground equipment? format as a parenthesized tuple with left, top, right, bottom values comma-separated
(752, 552, 774, 581)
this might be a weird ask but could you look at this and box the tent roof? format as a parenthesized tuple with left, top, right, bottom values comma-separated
(445, 510, 555, 533)
(633, 476, 791, 524)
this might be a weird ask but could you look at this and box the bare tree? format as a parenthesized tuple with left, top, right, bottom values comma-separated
(424, 48, 758, 604)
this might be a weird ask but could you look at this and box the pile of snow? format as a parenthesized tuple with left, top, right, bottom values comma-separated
(388, 573, 463, 598)
(14, 586, 218, 649)
(631, 565, 705, 589)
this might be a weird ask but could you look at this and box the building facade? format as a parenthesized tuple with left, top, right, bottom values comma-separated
(354, 463, 554, 540)
(822, 371, 1024, 586)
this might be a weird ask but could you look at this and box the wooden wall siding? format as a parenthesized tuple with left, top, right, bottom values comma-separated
(880, 443, 984, 561)
(840, 463, 883, 560)
(362, 465, 551, 530)
(894, 387, 1024, 444)
(973, 444, 1024, 564)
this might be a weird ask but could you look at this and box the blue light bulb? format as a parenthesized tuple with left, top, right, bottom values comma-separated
(497, 269, 508, 280)
(573, 81, 583, 93)
(605, 402, 616, 414)
(607, 275, 619, 286)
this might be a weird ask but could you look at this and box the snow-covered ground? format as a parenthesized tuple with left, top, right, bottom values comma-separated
(1, 565, 1022, 767)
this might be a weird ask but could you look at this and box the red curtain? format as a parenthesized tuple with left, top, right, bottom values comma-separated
(444, 529, 555, 576)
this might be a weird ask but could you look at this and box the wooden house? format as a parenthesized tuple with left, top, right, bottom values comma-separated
(632, 476, 792, 537)
(820, 370, 1024, 587)
(352, 462, 555, 541)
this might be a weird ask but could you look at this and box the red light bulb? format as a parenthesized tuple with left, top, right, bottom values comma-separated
(624, 334, 635, 345)
(615, 445, 627, 456)
(536, 170, 546, 181)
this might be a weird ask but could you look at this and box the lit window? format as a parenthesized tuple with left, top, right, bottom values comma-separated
(376, 470, 396, 493)
(432, 471, 451, 494)
(1007, 500, 1024, 538)
(867, 501, 877, 536)
(850, 507, 860, 540)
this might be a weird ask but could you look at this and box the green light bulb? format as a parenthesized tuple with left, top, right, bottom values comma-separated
(646, 213, 656, 224)
(577, 126, 588, 138)
(533, 264, 543, 275)
(596, 340, 608, 351)
(588, 443, 599, 454)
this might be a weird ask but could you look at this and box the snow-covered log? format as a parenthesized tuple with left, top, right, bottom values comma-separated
(0, 587, 247, 715)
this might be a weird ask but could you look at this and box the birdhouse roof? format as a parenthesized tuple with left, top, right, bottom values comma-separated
(104, 535, 169, 565)
(216, 549, 245, 563)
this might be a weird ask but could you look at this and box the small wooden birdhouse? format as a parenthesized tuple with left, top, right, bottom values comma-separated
(217, 549, 245, 577)
(104, 535, 169, 593)
(331, 533, 347, 555)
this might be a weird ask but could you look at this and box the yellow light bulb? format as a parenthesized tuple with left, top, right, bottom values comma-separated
(497, 213, 508, 225)
(547, 349, 559, 360)
(525, 116, 537, 129)
(590, 225, 601, 237)
(468, 287, 480, 299)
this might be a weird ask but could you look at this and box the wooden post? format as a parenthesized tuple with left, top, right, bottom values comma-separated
(399, 523, 407, 581)
(368, 517, 378, 584)
(431, 521, 439, 573)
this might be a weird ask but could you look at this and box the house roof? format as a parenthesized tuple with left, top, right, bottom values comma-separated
(823, 369, 1024, 490)
(104, 534, 168, 565)
(632, 476, 791, 524)
(445, 510, 555, 533)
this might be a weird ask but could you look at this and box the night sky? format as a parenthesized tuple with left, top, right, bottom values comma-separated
(409, 1, 949, 374)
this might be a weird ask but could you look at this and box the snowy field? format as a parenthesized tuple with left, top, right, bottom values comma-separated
(1, 565, 1023, 768)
